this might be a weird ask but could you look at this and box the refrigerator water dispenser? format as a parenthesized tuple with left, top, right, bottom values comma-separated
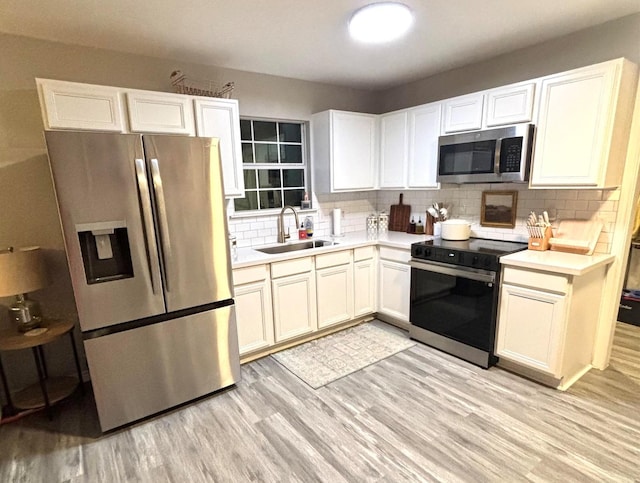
(77, 222, 133, 284)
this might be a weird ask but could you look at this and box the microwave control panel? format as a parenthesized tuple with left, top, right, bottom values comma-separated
(499, 137, 523, 173)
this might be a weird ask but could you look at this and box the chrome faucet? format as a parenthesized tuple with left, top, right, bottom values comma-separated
(277, 205, 300, 243)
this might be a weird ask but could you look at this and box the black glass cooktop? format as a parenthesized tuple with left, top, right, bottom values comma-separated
(411, 237, 527, 271)
(423, 237, 528, 255)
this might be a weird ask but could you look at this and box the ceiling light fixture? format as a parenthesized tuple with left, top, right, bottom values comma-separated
(349, 2, 413, 44)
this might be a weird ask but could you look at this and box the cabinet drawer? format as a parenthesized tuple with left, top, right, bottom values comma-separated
(315, 250, 351, 269)
(271, 257, 313, 279)
(233, 264, 268, 286)
(502, 266, 568, 294)
(379, 246, 411, 264)
(354, 245, 375, 262)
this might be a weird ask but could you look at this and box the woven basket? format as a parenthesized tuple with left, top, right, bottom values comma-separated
(170, 70, 234, 99)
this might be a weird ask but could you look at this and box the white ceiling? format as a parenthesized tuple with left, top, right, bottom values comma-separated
(2, 0, 639, 90)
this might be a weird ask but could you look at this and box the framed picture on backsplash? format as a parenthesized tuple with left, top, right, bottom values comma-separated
(481, 190, 518, 228)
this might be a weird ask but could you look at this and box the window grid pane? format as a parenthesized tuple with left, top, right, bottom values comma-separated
(238, 119, 307, 213)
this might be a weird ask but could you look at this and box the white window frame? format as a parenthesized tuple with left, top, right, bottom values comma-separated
(232, 118, 311, 216)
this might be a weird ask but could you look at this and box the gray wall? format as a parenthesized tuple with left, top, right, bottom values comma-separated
(377, 13, 640, 112)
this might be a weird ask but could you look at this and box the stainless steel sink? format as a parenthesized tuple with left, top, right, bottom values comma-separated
(256, 239, 337, 255)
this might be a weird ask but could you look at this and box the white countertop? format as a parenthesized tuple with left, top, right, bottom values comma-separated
(499, 249, 615, 276)
(232, 231, 432, 268)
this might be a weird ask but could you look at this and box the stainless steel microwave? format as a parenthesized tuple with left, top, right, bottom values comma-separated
(437, 123, 534, 183)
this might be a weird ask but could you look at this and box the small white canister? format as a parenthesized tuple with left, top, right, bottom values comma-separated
(440, 219, 471, 241)
(378, 212, 389, 234)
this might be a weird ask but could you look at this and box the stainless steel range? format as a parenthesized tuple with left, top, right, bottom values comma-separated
(409, 238, 527, 368)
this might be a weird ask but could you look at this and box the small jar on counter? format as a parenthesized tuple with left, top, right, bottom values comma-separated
(367, 213, 378, 234)
(228, 234, 238, 261)
(378, 211, 389, 234)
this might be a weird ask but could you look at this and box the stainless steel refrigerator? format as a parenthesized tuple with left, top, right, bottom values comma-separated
(45, 131, 240, 431)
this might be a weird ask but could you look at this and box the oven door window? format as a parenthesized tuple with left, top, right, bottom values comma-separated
(439, 140, 496, 175)
(410, 267, 497, 351)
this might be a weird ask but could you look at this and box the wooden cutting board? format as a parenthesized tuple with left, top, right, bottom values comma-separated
(549, 219, 603, 255)
(389, 193, 411, 232)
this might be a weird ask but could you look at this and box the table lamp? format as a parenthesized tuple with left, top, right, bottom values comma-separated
(0, 247, 48, 332)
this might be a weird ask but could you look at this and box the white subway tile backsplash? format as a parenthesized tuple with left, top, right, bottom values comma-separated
(577, 190, 602, 200)
(228, 184, 619, 254)
(556, 191, 579, 200)
(565, 200, 590, 211)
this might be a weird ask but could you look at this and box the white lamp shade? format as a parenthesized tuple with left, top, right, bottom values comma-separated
(0, 247, 48, 297)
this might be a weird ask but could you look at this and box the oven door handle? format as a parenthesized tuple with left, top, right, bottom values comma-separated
(410, 260, 495, 284)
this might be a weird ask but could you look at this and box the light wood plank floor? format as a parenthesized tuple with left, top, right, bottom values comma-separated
(0, 321, 638, 482)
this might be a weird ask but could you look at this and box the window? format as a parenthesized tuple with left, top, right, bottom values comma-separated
(234, 119, 308, 212)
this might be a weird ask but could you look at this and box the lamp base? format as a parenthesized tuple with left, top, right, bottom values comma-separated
(9, 294, 42, 333)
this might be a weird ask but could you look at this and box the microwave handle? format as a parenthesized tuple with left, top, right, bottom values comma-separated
(494, 138, 503, 174)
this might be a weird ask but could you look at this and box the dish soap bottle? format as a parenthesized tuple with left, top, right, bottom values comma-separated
(304, 216, 314, 238)
(298, 222, 307, 239)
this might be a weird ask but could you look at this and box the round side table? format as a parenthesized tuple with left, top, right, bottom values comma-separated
(0, 319, 84, 420)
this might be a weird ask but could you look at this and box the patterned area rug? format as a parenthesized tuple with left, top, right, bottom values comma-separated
(271, 322, 415, 389)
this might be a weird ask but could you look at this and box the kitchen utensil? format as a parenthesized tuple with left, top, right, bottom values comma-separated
(440, 219, 471, 240)
(427, 206, 439, 219)
(389, 193, 411, 232)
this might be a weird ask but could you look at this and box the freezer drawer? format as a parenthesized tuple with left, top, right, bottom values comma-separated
(84, 305, 240, 431)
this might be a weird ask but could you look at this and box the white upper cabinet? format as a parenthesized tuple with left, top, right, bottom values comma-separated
(485, 82, 536, 127)
(530, 59, 637, 188)
(442, 93, 484, 133)
(407, 102, 441, 189)
(194, 98, 244, 198)
(379, 111, 409, 188)
(126, 91, 195, 135)
(312, 110, 378, 192)
(379, 102, 441, 190)
(36, 78, 245, 196)
(36, 79, 125, 132)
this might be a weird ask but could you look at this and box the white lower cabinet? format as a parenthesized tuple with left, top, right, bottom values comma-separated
(496, 264, 607, 389)
(271, 257, 317, 343)
(316, 250, 354, 329)
(377, 247, 411, 322)
(353, 246, 377, 317)
(496, 284, 566, 375)
(232, 265, 274, 356)
(233, 246, 378, 358)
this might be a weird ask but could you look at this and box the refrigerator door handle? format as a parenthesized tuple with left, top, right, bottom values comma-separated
(150, 158, 172, 292)
(134, 158, 161, 295)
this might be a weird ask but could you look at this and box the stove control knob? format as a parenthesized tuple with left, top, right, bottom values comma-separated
(483, 258, 491, 267)
(424, 249, 432, 258)
(414, 247, 423, 257)
(472, 255, 479, 265)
